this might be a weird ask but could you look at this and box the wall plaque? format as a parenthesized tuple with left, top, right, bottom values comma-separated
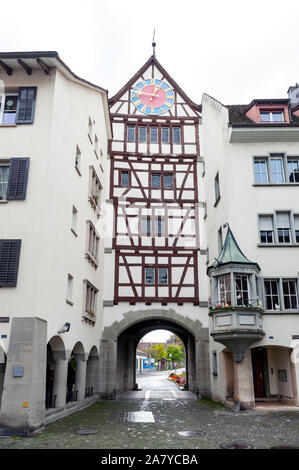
(13, 366, 24, 377)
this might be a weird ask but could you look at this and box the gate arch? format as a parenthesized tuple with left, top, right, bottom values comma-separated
(99, 308, 210, 399)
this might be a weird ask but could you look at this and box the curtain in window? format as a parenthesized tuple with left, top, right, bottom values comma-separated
(0, 166, 9, 199)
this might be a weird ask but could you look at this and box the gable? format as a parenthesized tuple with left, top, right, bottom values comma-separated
(109, 56, 201, 119)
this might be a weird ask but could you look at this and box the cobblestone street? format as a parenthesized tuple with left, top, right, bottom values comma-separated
(0, 371, 298, 450)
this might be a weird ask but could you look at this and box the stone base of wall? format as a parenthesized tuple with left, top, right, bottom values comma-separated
(45, 396, 98, 426)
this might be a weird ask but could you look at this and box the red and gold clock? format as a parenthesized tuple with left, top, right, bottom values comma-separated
(131, 78, 175, 116)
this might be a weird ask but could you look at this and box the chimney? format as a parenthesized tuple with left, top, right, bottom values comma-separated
(288, 83, 299, 106)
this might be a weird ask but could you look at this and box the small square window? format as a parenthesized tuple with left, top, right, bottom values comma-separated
(66, 274, 74, 304)
(164, 174, 173, 188)
(138, 126, 146, 143)
(145, 267, 155, 284)
(162, 127, 169, 143)
(173, 127, 181, 144)
(150, 127, 158, 143)
(72, 206, 78, 235)
(158, 267, 168, 284)
(128, 126, 135, 142)
(151, 173, 161, 188)
(121, 170, 129, 187)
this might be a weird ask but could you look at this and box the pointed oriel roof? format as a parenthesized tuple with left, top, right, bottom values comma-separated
(207, 225, 260, 274)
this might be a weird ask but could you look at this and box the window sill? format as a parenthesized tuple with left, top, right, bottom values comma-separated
(85, 250, 99, 269)
(71, 228, 78, 237)
(214, 196, 221, 207)
(0, 124, 17, 128)
(0, 199, 8, 204)
(253, 183, 299, 187)
(66, 299, 73, 306)
(74, 165, 81, 177)
(257, 243, 299, 247)
(263, 310, 299, 314)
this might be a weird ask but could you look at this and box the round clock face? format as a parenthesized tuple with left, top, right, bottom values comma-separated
(131, 78, 175, 116)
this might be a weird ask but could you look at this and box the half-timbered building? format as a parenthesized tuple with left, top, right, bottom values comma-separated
(100, 53, 210, 398)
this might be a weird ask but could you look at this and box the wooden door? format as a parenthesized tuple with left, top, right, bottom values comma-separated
(251, 349, 266, 398)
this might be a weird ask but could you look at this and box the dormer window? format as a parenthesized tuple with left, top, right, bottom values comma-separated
(260, 110, 284, 122)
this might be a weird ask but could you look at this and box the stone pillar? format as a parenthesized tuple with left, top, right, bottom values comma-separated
(0, 317, 47, 435)
(86, 355, 100, 395)
(233, 349, 255, 410)
(52, 350, 70, 408)
(99, 339, 117, 400)
(124, 335, 135, 392)
(195, 328, 211, 397)
(75, 353, 88, 401)
(290, 347, 299, 406)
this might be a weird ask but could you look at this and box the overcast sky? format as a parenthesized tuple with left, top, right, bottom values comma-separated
(1, 0, 299, 105)
(2, 0, 298, 342)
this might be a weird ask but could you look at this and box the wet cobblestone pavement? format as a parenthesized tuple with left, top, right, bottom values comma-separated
(0, 397, 298, 449)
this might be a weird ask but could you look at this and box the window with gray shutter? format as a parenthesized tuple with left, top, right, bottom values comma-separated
(6, 158, 30, 200)
(15, 87, 37, 124)
(276, 212, 291, 243)
(259, 215, 274, 243)
(0, 240, 21, 287)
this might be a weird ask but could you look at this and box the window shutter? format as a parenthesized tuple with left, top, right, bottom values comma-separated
(0, 240, 21, 287)
(15, 87, 37, 124)
(259, 215, 273, 231)
(276, 212, 290, 228)
(6, 158, 30, 200)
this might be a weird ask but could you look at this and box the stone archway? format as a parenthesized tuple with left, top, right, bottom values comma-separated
(99, 308, 210, 399)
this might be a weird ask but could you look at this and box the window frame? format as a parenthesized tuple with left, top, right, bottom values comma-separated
(253, 154, 299, 185)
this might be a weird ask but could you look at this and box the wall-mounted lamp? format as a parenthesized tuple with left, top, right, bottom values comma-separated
(57, 322, 71, 334)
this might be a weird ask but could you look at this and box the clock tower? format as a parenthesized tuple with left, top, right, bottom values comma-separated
(100, 53, 210, 399)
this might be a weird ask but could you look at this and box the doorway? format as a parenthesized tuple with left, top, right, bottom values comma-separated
(251, 348, 268, 398)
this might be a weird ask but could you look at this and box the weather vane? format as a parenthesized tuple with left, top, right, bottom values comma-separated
(152, 28, 156, 57)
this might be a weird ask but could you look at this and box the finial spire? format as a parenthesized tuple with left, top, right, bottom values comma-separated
(152, 28, 156, 57)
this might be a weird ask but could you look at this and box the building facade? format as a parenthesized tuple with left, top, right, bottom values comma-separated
(201, 92, 299, 409)
(0, 52, 111, 433)
(100, 54, 210, 399)
(0, 49, 299, 434)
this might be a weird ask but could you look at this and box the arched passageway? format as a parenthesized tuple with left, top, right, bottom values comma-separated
(117, 319, 195, 394)
(99, 309, 210, 399)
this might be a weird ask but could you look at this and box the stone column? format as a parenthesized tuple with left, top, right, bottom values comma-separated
(124, 335, 135, 392)
(86, 355, 100, 395)
(195, 328, 211, 397)
(75, 353, 88, 401)
(99, 339, 117, 400)
(290, 347, 299, 406)
(0, 317, 47, 435)
(233, 349, 255, 410)
(52, 350, 71, 408)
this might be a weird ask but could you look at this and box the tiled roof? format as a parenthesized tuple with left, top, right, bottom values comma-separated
(227, 103, 299, 125)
